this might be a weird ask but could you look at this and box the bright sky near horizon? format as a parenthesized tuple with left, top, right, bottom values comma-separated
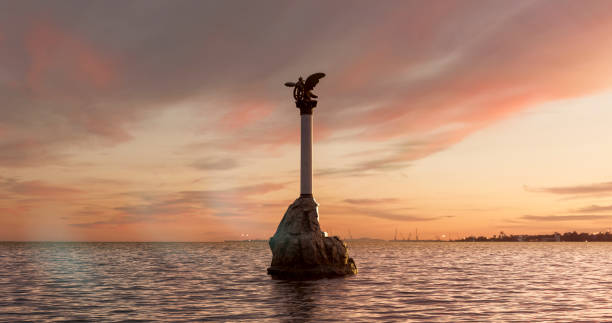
(2, 1, 612, 241)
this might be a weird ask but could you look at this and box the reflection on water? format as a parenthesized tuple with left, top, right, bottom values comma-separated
(1, 241, 612, 321)
(272, 280, 320, 321)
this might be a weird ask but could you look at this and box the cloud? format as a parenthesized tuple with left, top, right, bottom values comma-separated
(177, 182, 288, 200)
(573, 205, 612, 213)
(520, 214, 612, 221)
(10, 180, 81, 197)
(2, 1, 612, 170)
(217, 100, 277, 131)
(67, 181, 288, 228)
(212, 212, 244, 217)
(0, 139, 67, 168)
(349, 129, 474, 173)
(344, 198, 399, 205)
(78, 177, 131, 187)
(70, 220, 114, 229)
(191, 157, 240, 170)
(0, 177, 81, 198)
(362, 211, 449, 222)
(323, 203, 447, 222)
(25, 20, 116, 92)
(524, 181, 612, 195)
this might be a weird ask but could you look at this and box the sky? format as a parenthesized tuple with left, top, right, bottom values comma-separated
(1, 0, 612, 241)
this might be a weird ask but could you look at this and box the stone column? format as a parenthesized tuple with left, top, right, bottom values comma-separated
(300, 113, 313, 197)
(268, 77, 357, 279)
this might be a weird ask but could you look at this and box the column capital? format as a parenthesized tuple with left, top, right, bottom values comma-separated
(296, 100, 317, 115)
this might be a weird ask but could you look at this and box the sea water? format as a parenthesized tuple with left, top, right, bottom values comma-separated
(1, 241, 611, 321)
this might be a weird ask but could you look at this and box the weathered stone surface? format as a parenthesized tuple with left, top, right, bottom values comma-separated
(268, 196, 357, 279)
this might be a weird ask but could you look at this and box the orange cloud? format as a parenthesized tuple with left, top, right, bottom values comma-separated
(64, 182, 289, 231)
(525, 181, 612, 195)
(573, 205, 612, 213)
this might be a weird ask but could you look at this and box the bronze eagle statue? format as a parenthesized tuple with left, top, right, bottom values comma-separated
(285, 73, 325, 103)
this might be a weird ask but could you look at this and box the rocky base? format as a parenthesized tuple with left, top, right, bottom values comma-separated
(268, 196, 357, 280)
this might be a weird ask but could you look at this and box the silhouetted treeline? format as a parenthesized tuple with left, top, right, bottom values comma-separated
(456, 231, 612, 242)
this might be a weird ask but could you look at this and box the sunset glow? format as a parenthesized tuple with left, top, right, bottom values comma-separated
(2, 1, 612, 241)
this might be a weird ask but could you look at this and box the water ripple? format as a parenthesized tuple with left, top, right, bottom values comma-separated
(1, 242, 612, 321)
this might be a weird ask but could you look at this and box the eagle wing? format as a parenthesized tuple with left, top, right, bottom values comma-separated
(304, 73, 325, 91)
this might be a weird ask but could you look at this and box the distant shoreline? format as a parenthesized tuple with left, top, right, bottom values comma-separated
(453, 231, 612, 242)
(2, 231, 612, 243)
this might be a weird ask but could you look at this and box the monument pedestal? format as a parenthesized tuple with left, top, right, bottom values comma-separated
(267, 196, 357, 279)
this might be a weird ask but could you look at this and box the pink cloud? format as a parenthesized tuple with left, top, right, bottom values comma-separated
(25, 20, 116, 94)
(10, 180, 82, 198)
(218, 99, 276, 130)
(70, 112, 132, 143)
(4, 2, 612, 172)
(0, 139, 64, 167)
(302, 2, 612, 173)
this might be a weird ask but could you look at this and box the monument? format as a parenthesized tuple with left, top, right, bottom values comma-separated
(267, 73, 357, 279)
